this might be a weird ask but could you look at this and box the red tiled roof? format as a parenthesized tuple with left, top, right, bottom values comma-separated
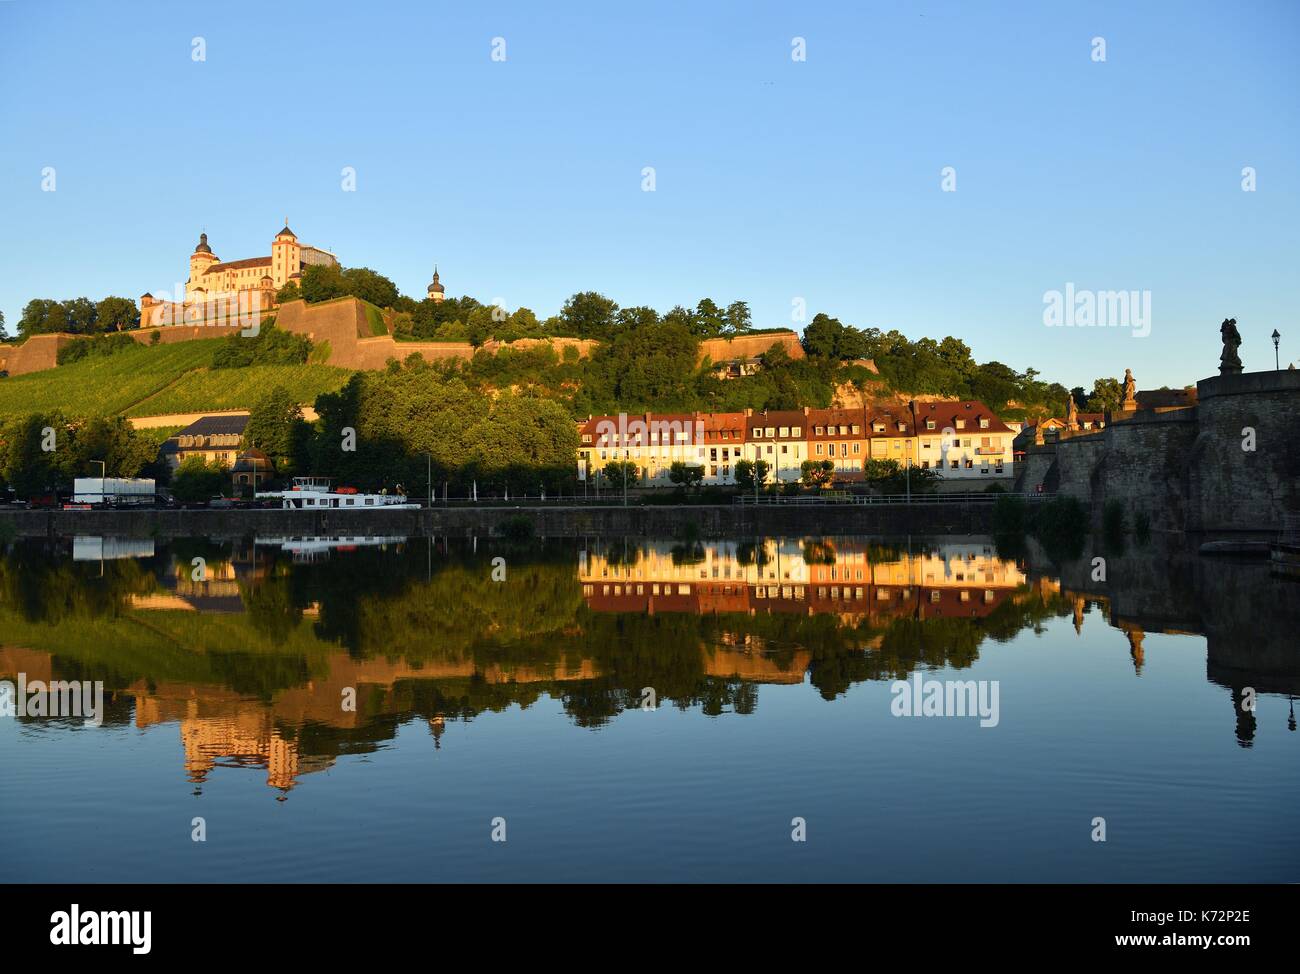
(912, 400, 1012, 435)
(204, 256, 272, 274)
(806, 407, 866, 440)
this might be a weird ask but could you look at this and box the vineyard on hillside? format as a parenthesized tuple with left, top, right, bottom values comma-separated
(0, 339, 351, 418)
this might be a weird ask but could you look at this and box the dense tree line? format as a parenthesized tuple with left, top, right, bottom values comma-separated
(0, 414, 168, 497)
(15, 296, 140, 338)
(238, 364, 581, 495)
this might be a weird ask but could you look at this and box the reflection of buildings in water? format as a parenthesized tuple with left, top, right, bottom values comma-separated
(579, 539, 1027, 622)
(71, 537, 156, 562)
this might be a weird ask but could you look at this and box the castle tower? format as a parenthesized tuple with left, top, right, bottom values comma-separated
(427, 266, 445, 304)
(271, 219, 301, 289)
(187, 232, 217, 300)
(259, 273, 275, 311)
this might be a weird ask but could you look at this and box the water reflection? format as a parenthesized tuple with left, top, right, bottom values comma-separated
(0, 534, 1295, 798)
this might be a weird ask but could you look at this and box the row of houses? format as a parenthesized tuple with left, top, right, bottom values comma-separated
(577, 401, 1020, 486)
(159, 399, 1018, 492)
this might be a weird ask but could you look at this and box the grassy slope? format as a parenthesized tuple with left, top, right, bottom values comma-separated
(0, 339, 352, 418)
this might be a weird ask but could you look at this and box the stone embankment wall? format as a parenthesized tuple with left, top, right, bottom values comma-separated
(0, 501, 994, 541)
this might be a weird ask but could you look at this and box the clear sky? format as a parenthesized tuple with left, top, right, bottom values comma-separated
(1, 0, 1296, 389)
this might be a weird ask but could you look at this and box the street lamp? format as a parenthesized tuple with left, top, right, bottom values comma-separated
(905, 439, 912, 505)
(1273, 329, 1281, 371)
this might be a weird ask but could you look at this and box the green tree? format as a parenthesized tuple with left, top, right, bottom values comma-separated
(170, 456, 229, 503)
(94, 296, 140, 331)
(600, 460, 639, 490)
(733, 458, 770, 490)
(0, 414, 65, 497)
(243, 386, 303, 475)
(1086, 377, 1123, 414)
(801, 313, 868, 360)
(70, 416, 155, 478)
(668, 461, 704, 491)
(558, 291, 619, 340)
(800, 459, 835, 488)
(724, 301, 752, 335)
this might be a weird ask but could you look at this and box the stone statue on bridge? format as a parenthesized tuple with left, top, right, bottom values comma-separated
(1220, 318, 1243, 375)
(1066, 392, 1078, 429)
(1121, 368, 1137, 409)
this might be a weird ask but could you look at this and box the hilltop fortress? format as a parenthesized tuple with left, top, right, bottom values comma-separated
(0, 220, 806, 377)
(139, 223, 339, 328)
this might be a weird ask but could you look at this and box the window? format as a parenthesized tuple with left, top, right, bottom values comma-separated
(926, 419, 935, 430)
(815, 426, 824, 435)
(752, 428, 762, 438)
(956, 420, 966, 429)
(792, 427, 801, 436)
(816, 444, 823, 455)
(778, 427, 788, 437)
(980, 418, 989, 429)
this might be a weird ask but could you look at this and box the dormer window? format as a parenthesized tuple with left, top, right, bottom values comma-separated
(979, 418, 989, 429)
(956, 420, 966, 430)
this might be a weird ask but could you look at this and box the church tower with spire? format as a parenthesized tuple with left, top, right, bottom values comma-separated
(427, 266, 445, 304)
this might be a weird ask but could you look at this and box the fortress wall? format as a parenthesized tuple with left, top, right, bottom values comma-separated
(698, 331, 804, 363)
(0, 334, 74, 376)
(274, 297, 368, 351)
(278, 299, 599, 370)
(129, 323, 244, 346)
(2, 301, 796, 378)
(1189, 370, 1300, 532)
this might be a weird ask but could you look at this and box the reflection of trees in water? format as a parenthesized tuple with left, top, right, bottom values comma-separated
(0, 538, 1077, 733)
(0, 539, 159, 624)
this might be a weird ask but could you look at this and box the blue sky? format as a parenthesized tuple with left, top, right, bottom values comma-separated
(1, 0, 1296, 388)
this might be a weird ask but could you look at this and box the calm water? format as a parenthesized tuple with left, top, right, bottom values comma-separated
(1, 532, 1297, 883)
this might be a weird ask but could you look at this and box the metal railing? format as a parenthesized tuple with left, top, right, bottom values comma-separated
(734, 490, 1044, 506)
